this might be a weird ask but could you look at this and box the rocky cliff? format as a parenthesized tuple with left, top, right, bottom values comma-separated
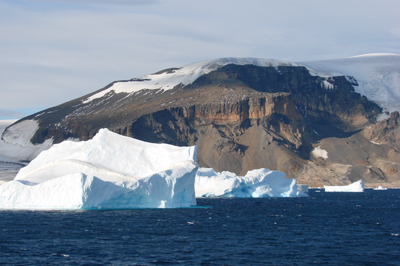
(3, 57, 400, 187)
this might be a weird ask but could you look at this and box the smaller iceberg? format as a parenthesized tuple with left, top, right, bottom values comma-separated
(373, 186, 387, 190)
(297, 184, 309, 194)
(195, 168, 308, 198)
(324, 180, 364, 192)
(0, 129, 198, 210)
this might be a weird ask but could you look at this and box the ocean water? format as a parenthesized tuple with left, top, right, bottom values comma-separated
(1, 189, 399, 265)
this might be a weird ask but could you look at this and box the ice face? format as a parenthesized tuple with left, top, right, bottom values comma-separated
(324, 180, 364, 192)
(0, 129, 198, 210)
(0, 164, 198, 210)
(195, 168, 308, 198)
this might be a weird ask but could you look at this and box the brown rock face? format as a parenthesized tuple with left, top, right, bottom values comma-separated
(365, 111, 400, 149)
(127, 93, 311, 176)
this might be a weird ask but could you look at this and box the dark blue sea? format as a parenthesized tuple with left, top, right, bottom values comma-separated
(1, 189, 400, 265)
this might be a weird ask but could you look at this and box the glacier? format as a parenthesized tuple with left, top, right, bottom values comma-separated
(300, 53, 400, 117)
(0, 128, 198, 210)
(324, 180, 365, 192)
(195, 168, 308, 198)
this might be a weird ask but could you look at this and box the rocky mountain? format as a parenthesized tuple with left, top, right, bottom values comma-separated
(2, 55, 400, 187)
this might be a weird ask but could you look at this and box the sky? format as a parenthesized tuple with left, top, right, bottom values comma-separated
(1, 0, 399, 120)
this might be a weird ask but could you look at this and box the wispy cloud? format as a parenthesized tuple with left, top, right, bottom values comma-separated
(28, 0, 158, 6)
(0, 109, 24, 120)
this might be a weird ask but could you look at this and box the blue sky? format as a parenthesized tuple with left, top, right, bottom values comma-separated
(1, 0, 399, 119)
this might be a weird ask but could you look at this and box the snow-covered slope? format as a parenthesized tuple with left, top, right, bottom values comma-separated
(300, 54, 400, 118)
(0, 129, 198, 209)
(195, 168, 307, 198)
(0, 120, 53, 162)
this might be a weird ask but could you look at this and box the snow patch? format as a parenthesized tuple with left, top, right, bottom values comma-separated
(370, 141, 381, 145)
(322, 80, 335, 90)
(311, 146, 328, 159)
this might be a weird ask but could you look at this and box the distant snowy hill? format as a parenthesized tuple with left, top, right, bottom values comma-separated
(1, 54, 400, 187)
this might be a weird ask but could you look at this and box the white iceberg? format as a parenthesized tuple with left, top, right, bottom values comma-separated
(297, 184, 309, 194)
(373, 186, 387, 190)
(0, 128, 198, 210)
(324, 180, 364, 192)
(195, 168, 308, 198)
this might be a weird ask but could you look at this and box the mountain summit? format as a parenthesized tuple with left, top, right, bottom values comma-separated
(2, 54, 400, 187)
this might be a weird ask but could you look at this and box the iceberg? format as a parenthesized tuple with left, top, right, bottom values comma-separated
(297, 184, 309, 194)
(0, 129, 198, 210)
(324, 180, 365, 192)
(195, 168, 308, 198)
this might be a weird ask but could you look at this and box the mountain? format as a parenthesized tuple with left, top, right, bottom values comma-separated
(2, 54, 400, 187)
